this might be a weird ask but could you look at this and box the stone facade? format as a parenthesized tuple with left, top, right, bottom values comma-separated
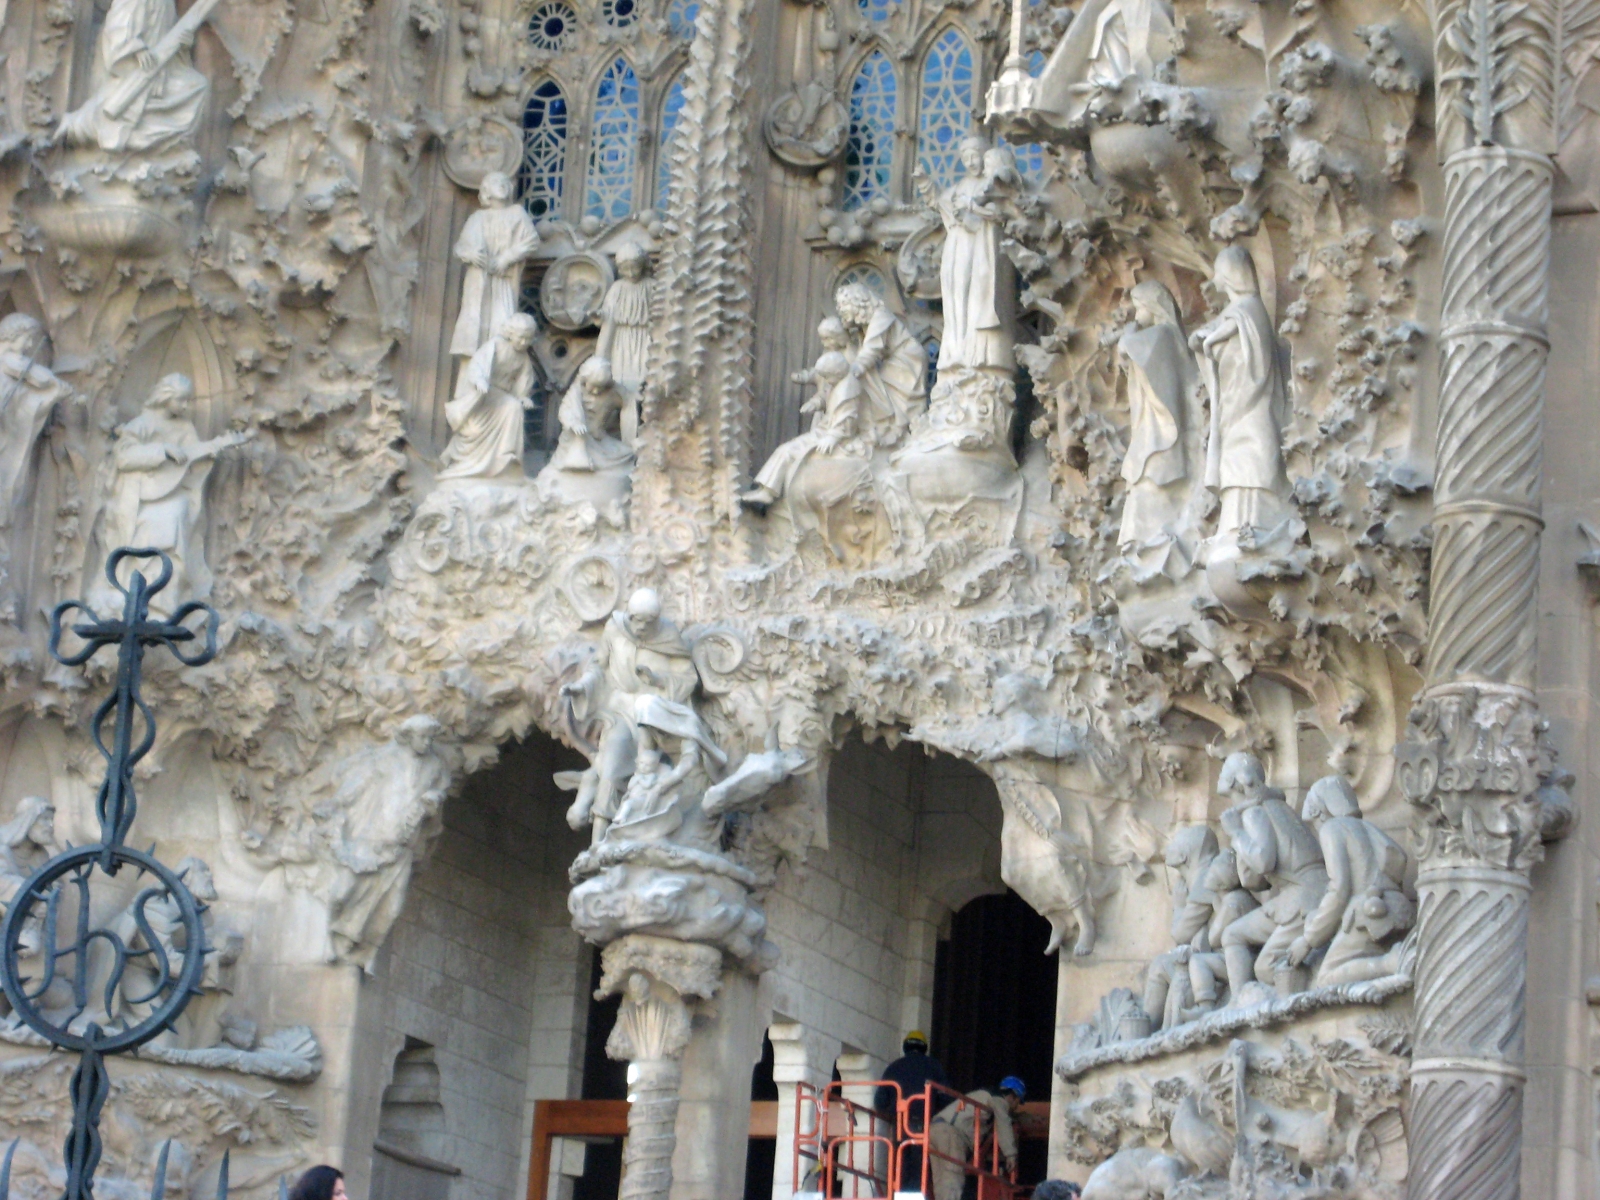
(0, 0, 1598, 1192)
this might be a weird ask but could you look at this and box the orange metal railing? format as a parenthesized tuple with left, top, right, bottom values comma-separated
(792, 1079, 1023, 1198)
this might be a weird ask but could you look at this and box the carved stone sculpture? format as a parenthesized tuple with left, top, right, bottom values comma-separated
(438, 312, 538, 481)
(540, 356, 635, 508)
(595, 243, 654, 446)
(1288, 775, 1414, 987)
(1081, 1146, 1190, 1200)
(836, 283, 926, 451)
(1216, 752, 1328, 1000)
(0, 797, 55, 974)
(93, 373, 252, 614)
(1192, 247, 1292, 551)
(929, 137, 1014, 374)
(1142, 825, 1256, 1029)
(448, 172, 541, 360)
(1117, 281, 1198, 552)
(56, 0, 211, 153)
(559, 588, 719, 844)
(0, 316, 69, 614)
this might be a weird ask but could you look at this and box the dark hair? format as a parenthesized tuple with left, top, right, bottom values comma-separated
(1031, 1182, 1081, 1200)
(289, 1166, 344, 1200)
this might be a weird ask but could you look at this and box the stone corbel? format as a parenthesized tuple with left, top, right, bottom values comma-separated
(596, 934, 725, 1200)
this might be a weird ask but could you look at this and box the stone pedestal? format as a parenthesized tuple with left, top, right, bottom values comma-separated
(769, 1022, 843, 1200)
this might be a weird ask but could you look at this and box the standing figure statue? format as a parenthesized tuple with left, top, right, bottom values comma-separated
(1142, 824, 1256, 1029)
(1086, 0, 1178, 92)
(595, 243, 653, 447)
(1289, 775, 1415, 986)
(740, 316, 862, 510)
(0, 315, 71, 609)
(1215, 751, 1328, 999)
(928, 138, 1014, 373)
(558, 588, 725, 844)
(1117, 280, 1198, 549)
(449, 172, 541, 360)
(95, 373, 253, 612)
(835, 283, 927, 449)
(1191, 246, 1290, 546)
(56, 0, 211, 153)
(438, 313, 538, 481)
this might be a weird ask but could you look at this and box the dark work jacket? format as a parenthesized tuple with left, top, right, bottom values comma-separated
(874, 1051, 949, 1131)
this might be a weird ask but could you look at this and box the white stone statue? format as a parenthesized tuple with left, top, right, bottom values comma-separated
(96, 373, 253, 610)
(1117, 280, 1197, 549)
(1289, 775, 1415, 987)
(1216, 752, 1328, 1000)
(449, 172, 541, 360)
(56, 0, 211, 153)
(1191, 247, 1291, 545)
(548, 356, 634, 475)
(438, 312, 537, 481)
(558, 588, 725, 844)
(1141, 825, 1256, 1029)
(0, 797, 55, 966)
(0, 316, 70, 593)
(835, 282, 927, 450)
(740, 316, 862, 510)
(928, 138, 1014, 373)
(595, 243, 653, 446)
(1086, 0, 1177, 92)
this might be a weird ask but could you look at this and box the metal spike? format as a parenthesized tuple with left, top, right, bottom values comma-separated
(0, 1136, 18, 1200)
(278, 1175, 289, 1200)
(215, 1148, 229, 1200)
(149, 1139, 172, 1200)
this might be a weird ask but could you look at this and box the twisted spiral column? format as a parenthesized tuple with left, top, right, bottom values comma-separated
(1398, 139, 1555, 1200)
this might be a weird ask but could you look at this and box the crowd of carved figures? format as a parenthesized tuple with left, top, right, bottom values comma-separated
(0, 0, 1589, 1182)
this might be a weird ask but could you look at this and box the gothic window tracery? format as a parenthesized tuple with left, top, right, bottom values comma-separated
(586, 58, 642, 222)
(519, 78, 569, 219)
(666, 0, 699, 40)
(526, 1, 574, 51)
(835, 262, 887, 296)
(657, 70, 689, 207)
(917, 28, 975, 189)
(859, 0, 895, 23)
(844, 51, 897, 211)
(602, 0, 638, 27)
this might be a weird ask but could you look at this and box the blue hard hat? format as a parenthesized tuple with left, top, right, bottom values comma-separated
(999, 1075, 1027, 1101)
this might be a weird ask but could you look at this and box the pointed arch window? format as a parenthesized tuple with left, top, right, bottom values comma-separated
(859, 0, 895, 22)
(843, 52, 896, 211)
(666, 0, 699, 40)
(657, 71, 689, 207)
(519, 78, 569, 219)
(917, 28, 975, 190)
(585, 58, 641, 222)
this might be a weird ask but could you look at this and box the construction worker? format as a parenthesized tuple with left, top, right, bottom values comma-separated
(927, 1077, 1024, 1200)
(875, 1031, 950, 1130)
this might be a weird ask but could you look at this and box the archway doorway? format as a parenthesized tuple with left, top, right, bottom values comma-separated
(930, 889, 1057, 1185)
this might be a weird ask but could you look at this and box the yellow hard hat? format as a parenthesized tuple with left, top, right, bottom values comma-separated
(904, 1030, 929, 1047)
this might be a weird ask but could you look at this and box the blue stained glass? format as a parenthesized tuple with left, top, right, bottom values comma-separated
(519, 78, 568, 219)
(1029, 49, 1046, 75)
(667, 0, 699, 39)
(859, 0, 894, 21)
(1006, 136, 1048, 185)
(657, 71, 688, 206)
(836, 262, 886, 296)
(917, 29, 975, 190)
(585, 58, 641, 222)
(843, 52, 896, 211)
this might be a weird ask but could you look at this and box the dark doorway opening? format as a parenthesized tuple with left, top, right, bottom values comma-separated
(930, 889, 1057, 1187)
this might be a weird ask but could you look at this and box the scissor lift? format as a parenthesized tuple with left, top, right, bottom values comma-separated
(792, 1079, 1024, 1199)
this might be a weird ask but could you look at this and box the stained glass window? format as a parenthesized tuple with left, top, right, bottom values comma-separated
(657, 71, 689, 206)
(667, 0, 699, 40)
(843, 52, 896, 211)
(602, 0, 637, 26)
(585, 58, 640, 222)
(859, 0, 894, 22)
(526, 0, 573, 51)
(1007, 51, 1049, 185)
(835, 262, 887, 296)
(917, 28, 975, 190)
(519, 78, 568, 219)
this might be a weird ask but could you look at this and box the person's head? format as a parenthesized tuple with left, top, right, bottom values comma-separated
(997, 1075, 1026, 1109)
(1302, 774, 1361, 827)
(817, 316, 849, 351)
(615, 242, 649, 280)
(579, 355, 614, 393)
(1032, 1182, 1082, 1200)
(1130, 280, 1182, 331)
(396, 713, 442, 756)
(176, 855, 217, 903)
(625, 587, 663, 637)
(1213, 245, 1260, 300)
(983, 144, 1017, 185)
(834, 282, 878, 331)
(1218, 751, 1267, 805)
(959, 135, 987, 175)
(478, 171, 514, 206)
(902, 1030, 929, 1056)
(0, 795, 53, 850)
(0, 313, 42, 356)
(149, 373, 195, 418)
(289, 1166, 345, 1200)
(498, 312, 538, 351)
(1164, 823, 1218, 873)
(813, 350, 850, 383)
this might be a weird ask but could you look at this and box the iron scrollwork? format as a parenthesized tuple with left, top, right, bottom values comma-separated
(0, 549, 227, 1200)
